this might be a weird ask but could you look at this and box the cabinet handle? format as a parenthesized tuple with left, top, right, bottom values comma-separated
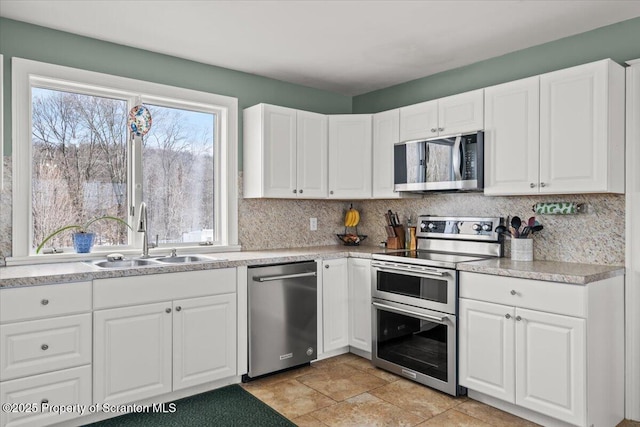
(41, 299, 49, 305)
(165, 308, 172, 313)
(510, 290, 516, 295)
(430, 128, 437, 133)
(293, 189, 297, 194)
(540, 182, 546, 187)
(438, 127, 444, 132)
(41, 344, 49, 351)
(299, 189, 303, 194)
(176, 306, 182, 312)
(330, 191, 334, 195)
(41, 399, 49, 404)
(516, 315, 522, 321)
(529, 183, 536, 188)
(325, 264, 329, 269)
(505, 313, 511, 319)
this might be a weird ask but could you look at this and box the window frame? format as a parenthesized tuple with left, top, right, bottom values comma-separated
(11, 57, 238, 262)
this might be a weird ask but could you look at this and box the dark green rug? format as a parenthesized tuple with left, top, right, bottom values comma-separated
(85, 385, 295, 426)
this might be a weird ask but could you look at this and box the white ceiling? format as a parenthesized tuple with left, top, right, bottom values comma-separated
(2, 0, 640, 96)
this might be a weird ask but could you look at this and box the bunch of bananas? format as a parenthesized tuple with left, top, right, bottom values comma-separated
(344, 207, 360, 227)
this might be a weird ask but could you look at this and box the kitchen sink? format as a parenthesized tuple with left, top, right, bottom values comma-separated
(92, 259, 161, 269)
(155, 255, 226, 264)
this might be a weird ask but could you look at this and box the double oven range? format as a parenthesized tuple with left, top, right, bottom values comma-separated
(371, 216, 503, 396)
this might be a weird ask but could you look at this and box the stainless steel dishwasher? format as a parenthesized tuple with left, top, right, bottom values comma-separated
(246, 261, 317, 379)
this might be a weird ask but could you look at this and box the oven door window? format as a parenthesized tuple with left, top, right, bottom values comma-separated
(377, 270, 448, 305)
(376, 309, 448, 382)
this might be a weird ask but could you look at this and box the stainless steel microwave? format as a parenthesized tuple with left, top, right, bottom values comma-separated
(394, 131, 484, 192)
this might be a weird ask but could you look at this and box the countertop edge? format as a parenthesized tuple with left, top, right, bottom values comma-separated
(457, 260, 625, 285)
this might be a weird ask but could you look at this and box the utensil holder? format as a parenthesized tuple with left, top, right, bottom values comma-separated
(386, 237, 402, 249)
(511, 238, 533, 261)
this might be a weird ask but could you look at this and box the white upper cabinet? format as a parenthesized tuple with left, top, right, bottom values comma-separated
(399, 89, 483, 141)
(399, 99, 438, 141)
(372, 109, 400, 198)
(243, 104, 328, 198)
(328, 114, 372, 199)
(297, 110, 329, 198)
(484, 77, 540, 195)
(438, 89, 484, 135)
(539, 59, 624, 194)
(485, 59, 624, 195)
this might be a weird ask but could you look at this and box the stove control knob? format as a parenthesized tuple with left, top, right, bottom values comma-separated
(472, 223, 481, 231)
(482, 223, 492, 232)
(420, 222, 427, 230)
(427, 223, 436, 230)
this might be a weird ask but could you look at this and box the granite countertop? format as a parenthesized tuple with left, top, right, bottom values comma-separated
(0, 245, 625, 288)
(458, 258, 625, 285)
(0, 245, 385, 288)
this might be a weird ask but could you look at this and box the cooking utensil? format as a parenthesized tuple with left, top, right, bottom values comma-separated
(528, 216, 536, 228)
(530, 225, 543, 234)
(511, 216, 522, 231)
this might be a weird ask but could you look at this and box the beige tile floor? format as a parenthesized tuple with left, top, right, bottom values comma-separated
(242, 353, 541, 426)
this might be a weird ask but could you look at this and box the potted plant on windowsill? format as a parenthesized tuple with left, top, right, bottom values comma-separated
(36, 216, 132, 254)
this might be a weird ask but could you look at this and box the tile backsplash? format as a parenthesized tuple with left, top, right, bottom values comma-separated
(0, 166, 625, 266)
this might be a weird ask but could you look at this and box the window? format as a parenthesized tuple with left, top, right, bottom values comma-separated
(12, 58, 238, 261)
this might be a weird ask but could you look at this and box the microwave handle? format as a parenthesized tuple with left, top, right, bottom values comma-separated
(372, 301, 449, 324)
(452, 134, 462, 181)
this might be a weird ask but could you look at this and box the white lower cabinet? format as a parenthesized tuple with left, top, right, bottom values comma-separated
(459, 272, 623, 427)
(348, 258, 371, 354)
(321, 258, 372, 357)
(172, 294, 236, 390)
(93, 269, 237, 405)
(0, 366, 92, 427)
(0, 282, 92, 427)
(322, 258, 349, 352)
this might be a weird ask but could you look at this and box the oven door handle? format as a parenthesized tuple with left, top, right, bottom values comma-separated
(452, 134, 463, 181)
(373, 264, 447, 278)
(372, 301, 449, 324)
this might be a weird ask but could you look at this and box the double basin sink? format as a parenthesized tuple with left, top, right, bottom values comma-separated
(90, 254, 226, 269)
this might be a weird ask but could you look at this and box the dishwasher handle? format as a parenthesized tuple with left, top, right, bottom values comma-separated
(254, 271, 317, 282)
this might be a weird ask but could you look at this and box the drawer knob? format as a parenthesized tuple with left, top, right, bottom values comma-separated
(325, 264, 329, 269)
(41, 344, 49, 351)
(505, 313, 511, 319)
(516, 315, 522, 321)
(431, 128, 437, 133)
(165, 308, 172, 313)
(41, 299, 49, 305)
(510, 290, 516, 295)
(41, 399, 49, 404)
(175, 306, 182, 312)
(530, 183, 536, 188)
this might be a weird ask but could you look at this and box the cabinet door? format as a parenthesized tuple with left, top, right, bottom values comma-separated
(263, 104, 298, 198)
(0, 365, 91, 427)
(94, 303, 172, 404)
(173, 294, 236, 391)
(328, 115, 372, 199)
(297, 110, 328, 198)
(372, 109, 400, 198)
(484, 77, 540, 195)
(348, 258, 372, 353)
(399, 100, 438, 141)
(459, 298, 515, 402)
(322, 258, 349, 351)
(515, 308, 586, 426)
(539, 60, 610, 193)
(438, 89, 484, 135)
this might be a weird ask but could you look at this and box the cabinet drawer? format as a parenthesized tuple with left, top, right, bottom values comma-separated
(0, 365, 91, 427)
(94, 268, 236, 309)
(459, 272, 586, 317)
(0, 282, 92, 323)
(1, 314, 92, 381)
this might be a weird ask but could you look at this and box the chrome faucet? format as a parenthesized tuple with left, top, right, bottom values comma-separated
(137, 202, 150, 258)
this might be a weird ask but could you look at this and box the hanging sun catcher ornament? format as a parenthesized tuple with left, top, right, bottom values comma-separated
(128, 103, 152, 136)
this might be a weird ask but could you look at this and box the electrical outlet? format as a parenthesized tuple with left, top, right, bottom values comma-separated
(310, 217, 318, 231)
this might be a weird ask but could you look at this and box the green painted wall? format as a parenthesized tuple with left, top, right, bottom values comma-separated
(0, 18, 352, 166)
(353, 17, 640, 113)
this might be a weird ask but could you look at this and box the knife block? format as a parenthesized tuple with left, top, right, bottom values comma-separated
(387, 226, 405, 249)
